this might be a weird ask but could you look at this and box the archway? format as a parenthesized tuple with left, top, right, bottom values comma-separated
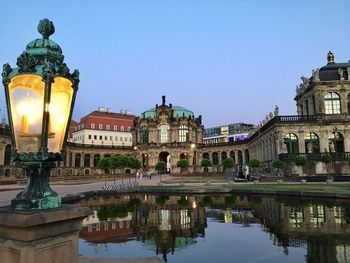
(180, 152, 188, 159)
(142, 153, 149, 168)
(4, 145, 11, 166)
(159, 152, 171, 173)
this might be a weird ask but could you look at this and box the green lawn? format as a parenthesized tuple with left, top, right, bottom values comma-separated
(139, 182, 350, 195)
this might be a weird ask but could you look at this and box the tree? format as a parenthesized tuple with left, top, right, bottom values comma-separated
(110, 155, 129, 184)
(222, 157, 235, 170)
(155, 161, 167, 174)
(201, 158, 212, 184)
(272, 159, 284, 176)
(128, 156, 142, 184)
(294, 155, 308, 176)
(98, 157, 111, 187)
(177, 158, 189, 172)
(320, 153, 332, 164)
(295, 155, 307, 166)
(249, 159, 260, 177)
(98, 157, 111, 173)
(200, 158, 212, 172)
(177, 159, 189, 185)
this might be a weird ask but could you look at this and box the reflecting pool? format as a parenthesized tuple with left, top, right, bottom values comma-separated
(78, 194, 350, 262)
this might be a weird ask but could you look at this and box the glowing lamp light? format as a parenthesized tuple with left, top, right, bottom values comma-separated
(2, 19, 79, 210)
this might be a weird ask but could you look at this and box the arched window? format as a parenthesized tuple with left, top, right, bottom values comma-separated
(221, 152, 227, 161)
(75, 153, 81, 168)
(203, 152, 209, 160)
(180, 152, 188, 159)
(179, 125, 189, 142)
(93, 154, 100, 167)
(347, 93, 350, 113)
(304, 133, 320, 153)
(329, 132, 344, 153)
(140, 126, 149, 144)
(4, 145, 11, 166)
(84, 154, 90, 167)
(284, 133, 299, 154)
(158, 124, 170, 143)
(212, 152, 219, 165)
(325, 92, 341, 114)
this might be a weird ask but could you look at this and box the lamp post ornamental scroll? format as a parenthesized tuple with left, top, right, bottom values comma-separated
(2, 19, 79, 210)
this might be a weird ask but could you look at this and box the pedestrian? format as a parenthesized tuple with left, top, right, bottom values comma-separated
(139, 172, 143, 181)
(136, 172, 139, 180)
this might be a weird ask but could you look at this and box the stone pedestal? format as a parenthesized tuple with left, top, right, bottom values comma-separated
(0, 205, 91, 263)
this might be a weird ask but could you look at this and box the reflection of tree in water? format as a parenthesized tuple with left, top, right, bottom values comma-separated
(81, 194, 350, 262)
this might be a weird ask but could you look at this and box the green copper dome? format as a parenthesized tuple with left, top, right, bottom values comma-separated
(141, 105, 194, 119)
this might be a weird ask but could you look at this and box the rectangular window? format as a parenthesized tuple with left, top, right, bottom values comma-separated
(94, 135, 97, 140)
(115, 136, 118, 141)
(88, 135, 91, 139)
(91, 123, 95, 129)
(81, 124, 85, 129)
(114, 125, 118, 131)
(110, 136, 112, 140)
(106, 125, 110, 130)
(129, 137, 132, 142)
(99, 124, 103, 130)
(127, 127, 131, 132)
(120, 137, 122, 141)
(105, 136, 107, 140)
(125, 137, 127, 141)
(121, 126, 124, 131)
(99, 136, 102, 140)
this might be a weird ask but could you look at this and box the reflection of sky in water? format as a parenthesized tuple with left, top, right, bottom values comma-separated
(79, 220, 306, 263)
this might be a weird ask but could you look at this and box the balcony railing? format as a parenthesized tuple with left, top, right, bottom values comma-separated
(278, 152, 350, 162)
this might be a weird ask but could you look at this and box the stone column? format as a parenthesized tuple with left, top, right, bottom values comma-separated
(298, 131, 305, 153)
(343, 129, 350, 152)
(0, 205, 91, 263)
(90, 153, 94, 168)
(0, 143, 5, 166)
(340, 90, 348, 114)
(319, 130, 329, 153)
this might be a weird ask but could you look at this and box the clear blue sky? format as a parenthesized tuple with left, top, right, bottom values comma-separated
(1, 1, 349, 127)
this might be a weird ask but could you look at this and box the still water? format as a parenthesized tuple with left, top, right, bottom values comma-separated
(78, 194, 350, 263)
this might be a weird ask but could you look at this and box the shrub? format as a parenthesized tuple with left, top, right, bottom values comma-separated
(295, 155, 307, 166)
(222, 157, 235, 170)
(272, 159, 284, 169)
(155, 161, 167, 173)
(201, 158, 212, 168)
(249, 159, 261, 168)
(177, 158, 189, 171)
(320, 153, 333, 164)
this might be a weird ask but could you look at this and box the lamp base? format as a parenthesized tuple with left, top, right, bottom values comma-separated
(11, 162, 61, 210)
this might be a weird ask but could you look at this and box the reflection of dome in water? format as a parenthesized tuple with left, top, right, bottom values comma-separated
(143, 236, 197, 251)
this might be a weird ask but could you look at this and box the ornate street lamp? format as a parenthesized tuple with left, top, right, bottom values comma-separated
(2, 19, 79, 210)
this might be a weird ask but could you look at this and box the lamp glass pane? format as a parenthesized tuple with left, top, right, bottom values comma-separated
(8, 75, 45, 153)
(47, 77, 73, 152)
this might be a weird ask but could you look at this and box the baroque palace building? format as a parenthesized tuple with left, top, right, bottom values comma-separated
(1, 52, 350, 180)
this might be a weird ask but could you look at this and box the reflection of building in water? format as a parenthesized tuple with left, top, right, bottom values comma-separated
(133, 202, 206, 261)
(254, 197, 350, 263)
(80, 210, 136, 244)
(79, 194, 207, 261)
(207, 208, 259, 225)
